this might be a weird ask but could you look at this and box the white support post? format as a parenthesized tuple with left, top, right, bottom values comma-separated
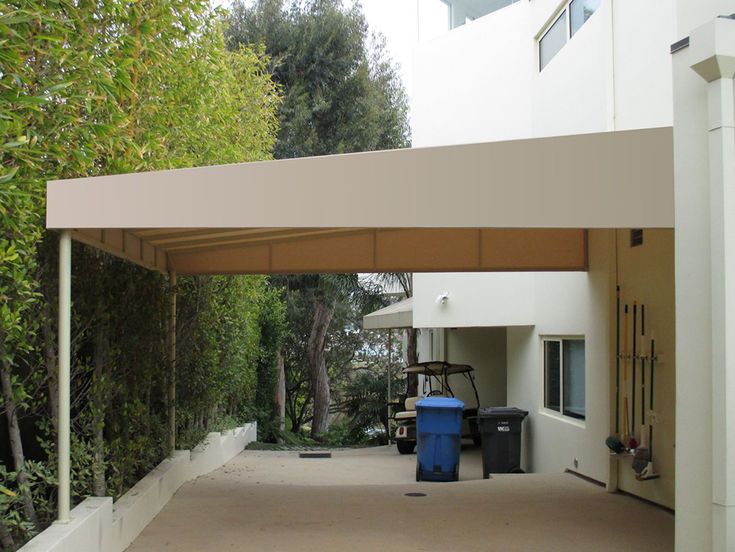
(387, 329, 392, 443)
(689, 17, 735, 551)
(57, 230, 72, 523)
(168, 271, 177, 454)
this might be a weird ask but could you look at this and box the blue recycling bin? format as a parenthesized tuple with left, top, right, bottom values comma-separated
(415, 397, 464, 482)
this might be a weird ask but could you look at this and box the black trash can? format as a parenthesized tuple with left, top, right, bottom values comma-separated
(477, 407, 528, 478)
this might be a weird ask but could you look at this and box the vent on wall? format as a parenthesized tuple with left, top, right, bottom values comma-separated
(630, 229, 644, 247)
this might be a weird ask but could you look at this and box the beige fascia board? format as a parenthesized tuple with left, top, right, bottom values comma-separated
(46, 127, 674, 230)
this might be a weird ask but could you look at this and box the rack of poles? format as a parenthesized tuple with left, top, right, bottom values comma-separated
(606, 292, 660, 481)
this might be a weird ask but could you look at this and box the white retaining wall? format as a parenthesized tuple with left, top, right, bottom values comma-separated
(21, 423, 257, 552)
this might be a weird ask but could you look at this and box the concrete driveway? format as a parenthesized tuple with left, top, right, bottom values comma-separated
(127, 446, 673, 552)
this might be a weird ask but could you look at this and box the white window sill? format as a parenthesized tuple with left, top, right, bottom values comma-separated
(539, 407, 586, 429)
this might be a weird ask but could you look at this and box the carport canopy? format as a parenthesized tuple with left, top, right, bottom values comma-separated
(46, 126, 674, 524)
(46, 126, 674, 275)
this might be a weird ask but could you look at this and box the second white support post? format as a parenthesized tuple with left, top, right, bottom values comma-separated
(387, 329, 392, 443)
(57, 230, 72, 523)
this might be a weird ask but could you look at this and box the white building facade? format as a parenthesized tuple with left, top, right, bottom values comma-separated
(409, 1, 735, 549)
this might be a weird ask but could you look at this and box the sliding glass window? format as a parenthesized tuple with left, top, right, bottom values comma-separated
(538, 0, 601, 71)
(539, 10, 567, 70)
(543, 337, 586, 421)
(570, 0, 601, 36)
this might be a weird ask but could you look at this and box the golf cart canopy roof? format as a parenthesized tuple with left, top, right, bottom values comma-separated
(402, 362, 474, 376)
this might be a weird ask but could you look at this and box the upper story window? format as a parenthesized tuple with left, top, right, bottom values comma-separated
(570, 0, 601, 36)
(538, 0, 601, 70)
(421, 0, 520, 35)
(451, 0, 521, 28)
(539, 11, 567, 71)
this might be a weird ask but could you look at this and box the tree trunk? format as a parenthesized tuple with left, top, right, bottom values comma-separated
(0, 519, 15, 550)
(0, 338, 39, 530)
(307, 294, 334, 437)
(42, 302, 59, 433)
(91, 311, 109, 497)
(406, 327, 419, 396)
(272, 352, 285, 442)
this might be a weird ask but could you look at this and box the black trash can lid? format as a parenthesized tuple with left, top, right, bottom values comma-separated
(478, 407, 528, 419)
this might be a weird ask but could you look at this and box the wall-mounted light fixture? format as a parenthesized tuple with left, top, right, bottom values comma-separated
(435, 292, 450, 305)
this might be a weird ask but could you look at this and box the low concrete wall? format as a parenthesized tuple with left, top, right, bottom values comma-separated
(21, 423, 256, 552)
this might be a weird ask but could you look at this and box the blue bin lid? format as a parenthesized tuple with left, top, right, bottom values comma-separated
(416, 397, 464, 409)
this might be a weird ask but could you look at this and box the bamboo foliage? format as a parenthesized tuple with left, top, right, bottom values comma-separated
(0, 1, 282, 547)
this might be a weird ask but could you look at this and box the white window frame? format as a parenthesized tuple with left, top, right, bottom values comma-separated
(540, 336, 586, 425)
(537, 0, 601, 71)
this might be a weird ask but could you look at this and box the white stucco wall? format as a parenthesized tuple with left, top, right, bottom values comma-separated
(413, 272, 535, 328)
(446, 327, 508, 408)
(20, 424, 256, 552)
(531, 0, 611, 137)
(613, 229, 675, 509)
(412, 0, 675, 148)
(413, 229, 676, 508)
(412, 1, 533, 147)
(410, 0, 679, 509)
(415, 327, 506, 406)
(506, 230, 611, 481)
(409, 0, 735, 546)
(611, 0, 676, 131)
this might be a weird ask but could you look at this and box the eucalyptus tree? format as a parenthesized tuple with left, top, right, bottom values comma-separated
(226, 0, 410, 159)
(226, 0, 410, 438)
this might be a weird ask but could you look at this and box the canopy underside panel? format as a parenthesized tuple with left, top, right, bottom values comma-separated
(72, 227, 588, 274)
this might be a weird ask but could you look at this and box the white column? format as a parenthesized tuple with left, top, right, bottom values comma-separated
(689, 17, 735, 551)
(57, 230, 71, 523)
(387, 329, 392, 443)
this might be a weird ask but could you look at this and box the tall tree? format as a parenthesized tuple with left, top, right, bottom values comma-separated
(227, 0, 410, 437)
(227, 0, 410, 159)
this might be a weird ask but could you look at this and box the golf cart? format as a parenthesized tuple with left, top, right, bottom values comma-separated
(392, 361, 481, 454)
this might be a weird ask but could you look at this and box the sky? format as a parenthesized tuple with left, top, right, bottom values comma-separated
(359, 1, 420, 99)
(359, 1, 452, 101)
(213, 0, 452, 103)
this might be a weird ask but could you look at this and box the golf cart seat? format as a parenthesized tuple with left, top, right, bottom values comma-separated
(394, 396, 420, 420)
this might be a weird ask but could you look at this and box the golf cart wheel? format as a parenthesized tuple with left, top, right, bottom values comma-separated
(509, 467, 525, 474)
(416, 465, 421, 482)
(397, 440, 415, 455)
